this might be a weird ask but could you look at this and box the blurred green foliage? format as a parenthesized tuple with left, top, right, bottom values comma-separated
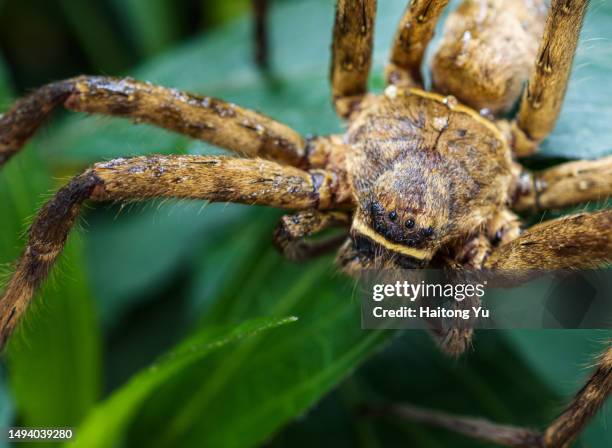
(0, 0, 253, 90)
(0, 0, 611, 447)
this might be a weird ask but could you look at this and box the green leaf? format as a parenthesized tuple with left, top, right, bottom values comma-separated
(69, 316, 298, 448)
(125, 255, 395, 448)
(85, 201, 245, 327)
(271, 331, 562, 448)
(0, 54, 102, 434)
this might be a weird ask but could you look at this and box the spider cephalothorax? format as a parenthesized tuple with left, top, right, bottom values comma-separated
(1, 0, 611, 446)
(344, 88, 514, 270)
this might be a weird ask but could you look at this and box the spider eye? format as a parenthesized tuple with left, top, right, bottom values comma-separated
(388, 211, 397, 221)
(405, 219, 415, 229)
(370, 201, 385, 216)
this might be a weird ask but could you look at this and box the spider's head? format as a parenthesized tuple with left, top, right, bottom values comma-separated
(349, 163, 453, 269)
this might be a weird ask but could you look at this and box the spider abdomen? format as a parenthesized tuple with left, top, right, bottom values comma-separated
(431, 0, 547, 114)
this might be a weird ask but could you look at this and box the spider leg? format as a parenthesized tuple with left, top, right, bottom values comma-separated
(386, 0, 449, 87)
(0, 155, 351, 350)
(335, 239, 371, 275)
(252, 0, 270, 69)
(331, 0, 376, 118)
(430, 326, 474, 358)
(513, 156, 612, 212)
(367, 342, 612, 448)
(433, 209, 611, 360)
(429, 234, 492, 357)
(365, 402, 542, 447)
(509, 0, 589, 157)
(465, 211, 611, 444)
(0, 76, 314, 168)
(543, 343, 612, 447)
(273, 210, 350, 261)
(432, 212, 525, 358)
(484, 209, 611, 272)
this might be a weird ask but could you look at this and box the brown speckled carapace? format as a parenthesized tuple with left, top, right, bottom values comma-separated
(1, 1, 610, 446)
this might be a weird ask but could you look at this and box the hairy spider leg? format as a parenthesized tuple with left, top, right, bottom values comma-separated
(433, 209, 611, 362)
(0, 76, 312, 168)
(0, 155, 349, 351)
(512, 0, 589, 156)
(401, 208, 612, 444)
(386, 0, 449, 87)
(367, 402, 542, 447)
(514, 156, 612, 212)
(369, 341, 612, 448)
(543, 343, 612, 447)
(484, 209, 611, 271)
(273, 209, 350, 261)
(330, 0, 376, 118)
